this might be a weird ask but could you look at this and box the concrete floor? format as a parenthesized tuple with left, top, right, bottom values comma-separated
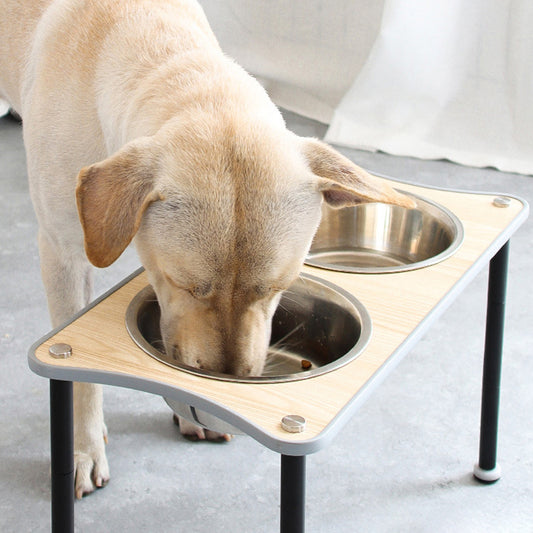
(1, 109, 532, 532)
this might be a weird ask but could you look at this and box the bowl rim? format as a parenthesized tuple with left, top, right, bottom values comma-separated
(305, 190, 465, 274)
(125, 273, 372, 383)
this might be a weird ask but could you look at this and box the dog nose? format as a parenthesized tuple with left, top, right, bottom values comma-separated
(192, 356, 225, 373)
(224, 360, 253, 377)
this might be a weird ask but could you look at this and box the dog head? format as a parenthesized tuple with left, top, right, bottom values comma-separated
(76, 119, 413, 376)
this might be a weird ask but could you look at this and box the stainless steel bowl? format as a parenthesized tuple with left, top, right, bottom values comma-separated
(125, 273, 371, 384)
(306, 191, 464, 274)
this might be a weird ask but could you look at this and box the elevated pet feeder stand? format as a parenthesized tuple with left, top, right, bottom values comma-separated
(29, 177, 528, 532)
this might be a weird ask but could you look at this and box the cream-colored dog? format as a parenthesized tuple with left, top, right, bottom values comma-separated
(0, 0, 413, 498)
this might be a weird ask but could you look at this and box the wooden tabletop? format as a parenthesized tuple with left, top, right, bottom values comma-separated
(29, 179, 528, 454)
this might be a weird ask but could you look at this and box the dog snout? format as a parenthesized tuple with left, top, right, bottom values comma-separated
(221, 340, 269, 377)
(168, 342, 265, 376)
(222, 359, 254, 377)
(193, 353, 259, 376)
(167, 343, 222, 372)
(159, 300, 271, 377)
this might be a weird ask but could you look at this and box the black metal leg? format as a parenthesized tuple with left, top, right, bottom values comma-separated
(50, 379, 74, 532)
(280, 455, 306, 533)
(474, 241, 510, 483)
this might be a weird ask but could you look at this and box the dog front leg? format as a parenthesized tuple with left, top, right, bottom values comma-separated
(39, 231, 110, 497)
(73, 382, 109, 498)
(175, 415, 232, 442)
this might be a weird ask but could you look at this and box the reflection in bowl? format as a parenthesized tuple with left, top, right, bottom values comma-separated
(125, 274, 371, 383)
(306, 191, 463, 274)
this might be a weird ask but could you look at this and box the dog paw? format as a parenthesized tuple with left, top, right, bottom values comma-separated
(74, 440, 110, 499)
(173, 414, 232, 442)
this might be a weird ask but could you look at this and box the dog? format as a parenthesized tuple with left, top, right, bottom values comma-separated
(0, 0, 414, 498)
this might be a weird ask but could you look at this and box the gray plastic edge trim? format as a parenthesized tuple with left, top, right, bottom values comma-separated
(27, 187, 529, 456)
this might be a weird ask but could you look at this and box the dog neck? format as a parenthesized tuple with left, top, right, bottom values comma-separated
(91, 6, 279, 154)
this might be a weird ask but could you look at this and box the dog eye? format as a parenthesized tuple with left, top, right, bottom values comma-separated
(254, 285, 269, 298)
(188, 282, 213, 299)
(164, 274, 212, 299)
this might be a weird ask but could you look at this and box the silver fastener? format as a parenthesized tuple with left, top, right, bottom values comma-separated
(48, 343, 73, 359)
(281, 415, 306, 433)
(493, 196, 511, 208)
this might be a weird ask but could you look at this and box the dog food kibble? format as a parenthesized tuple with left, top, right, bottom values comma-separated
(301, 359, 312, 370)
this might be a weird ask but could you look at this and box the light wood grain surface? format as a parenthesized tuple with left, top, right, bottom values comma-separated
(32, 179, 527, 448)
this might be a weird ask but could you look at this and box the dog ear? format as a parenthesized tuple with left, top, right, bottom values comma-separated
(76, 138, 163, 268)
(303, 138, 415, 209)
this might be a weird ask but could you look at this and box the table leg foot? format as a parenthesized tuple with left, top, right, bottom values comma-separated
(473, 462, 501, 483)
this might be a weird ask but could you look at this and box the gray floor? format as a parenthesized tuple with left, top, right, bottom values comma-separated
(1, 109, 532, 532)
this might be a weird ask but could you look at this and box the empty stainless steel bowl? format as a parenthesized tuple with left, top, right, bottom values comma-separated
(306, 191, 464, 274)
(125, 273, 371, 383)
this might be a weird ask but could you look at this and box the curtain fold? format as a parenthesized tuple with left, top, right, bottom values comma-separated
(326, 0, 533, 175)
(0, 99, 10, 117)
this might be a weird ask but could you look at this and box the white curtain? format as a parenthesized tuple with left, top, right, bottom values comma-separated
(199, 0, 533, 175)
(0, 99, 9, 117)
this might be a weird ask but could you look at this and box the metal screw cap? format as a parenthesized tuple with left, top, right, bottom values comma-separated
(48, 343, 72, 359)
(492, 196, 511, 208)
(281, 415, 306, 433)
